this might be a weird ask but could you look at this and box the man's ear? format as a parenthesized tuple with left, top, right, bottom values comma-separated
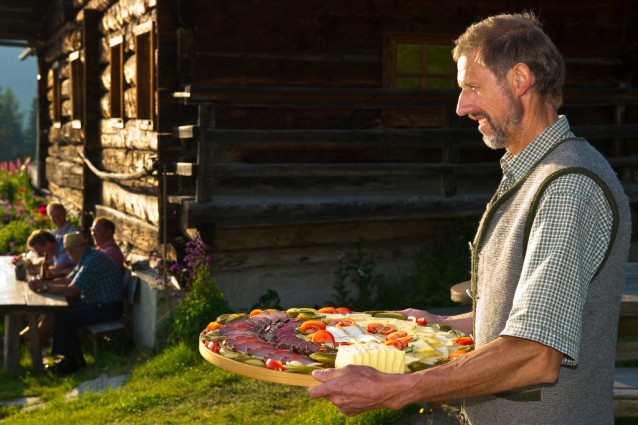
(511, 63, 534, 97)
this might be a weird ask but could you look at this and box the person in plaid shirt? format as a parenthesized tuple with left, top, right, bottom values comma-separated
(29, 232, 123, 376)
(309, 12, 631, 424)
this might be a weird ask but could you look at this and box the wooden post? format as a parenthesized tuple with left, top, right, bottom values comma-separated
(3, 314, 21, 376)
(81, 9, 102, 229)
(195, 105, 212, 203)
(27, 313, 43, 373)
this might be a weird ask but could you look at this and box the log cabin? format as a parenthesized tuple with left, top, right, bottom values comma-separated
(1, 0, 637, 315)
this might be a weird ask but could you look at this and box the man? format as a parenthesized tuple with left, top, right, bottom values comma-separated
(309, 12, 631, 424)
(91, 216, 124, 271)
(26, 230, 73, 279)
(47, 202, 79, 273)
(28, 232, 123, 376)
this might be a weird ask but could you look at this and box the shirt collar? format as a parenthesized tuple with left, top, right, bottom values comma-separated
(98, 239, 116, 250)
(499, 115, 574, 184)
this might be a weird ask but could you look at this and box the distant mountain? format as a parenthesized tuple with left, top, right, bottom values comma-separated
(0, 46, 37, 119)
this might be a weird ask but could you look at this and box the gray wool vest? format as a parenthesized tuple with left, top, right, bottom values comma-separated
(464, 138, 631, 425)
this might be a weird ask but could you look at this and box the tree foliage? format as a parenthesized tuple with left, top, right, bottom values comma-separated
(0, 86, 35, 162)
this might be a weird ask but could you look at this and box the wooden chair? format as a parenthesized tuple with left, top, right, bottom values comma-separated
(86, 268, 139, 357)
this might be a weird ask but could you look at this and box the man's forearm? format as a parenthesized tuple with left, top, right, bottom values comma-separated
(402, 336, 562, 405)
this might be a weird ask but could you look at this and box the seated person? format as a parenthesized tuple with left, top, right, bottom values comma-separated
(91, 216, 124, 271)
(26, 230, 75, 279)
(47, 202, 79, 274)
(28, 232, 123, 376)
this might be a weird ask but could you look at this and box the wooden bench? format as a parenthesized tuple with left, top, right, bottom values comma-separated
(615, 368, 638, 417)
(86, 268, 139, 356)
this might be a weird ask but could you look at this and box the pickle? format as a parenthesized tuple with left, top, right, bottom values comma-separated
(224, 313, 249, 324)
(407, 361, 437, 373)
(216, 314, 231, 324)
(284, 361, 323, 374)
(201, 331, 227, 342)
(297, 312, 324, 321)
(433, 358, 451, 366)
(448, 329, 466, 338)
(309, 352, 337, 366)
(219, 347, 244, 360)
(428, 323, 452, 332)
(236, 357, 265, 367)
(363, 310, 386, 316)
(374, 312, 406, 320)
(286, 308, 317, 318)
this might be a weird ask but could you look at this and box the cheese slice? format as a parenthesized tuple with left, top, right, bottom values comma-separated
(335, 343, 405, 374)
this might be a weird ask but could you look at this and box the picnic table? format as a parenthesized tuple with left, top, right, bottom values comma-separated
(1, 256, 67, 375)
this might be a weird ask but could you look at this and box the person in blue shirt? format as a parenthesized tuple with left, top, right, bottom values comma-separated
(28, 232, 123, 376)
(47, 202, 79, 274)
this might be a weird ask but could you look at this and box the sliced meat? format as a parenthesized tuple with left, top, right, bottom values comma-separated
(246, 345, 280, 358)
(264, 350, 298, 362)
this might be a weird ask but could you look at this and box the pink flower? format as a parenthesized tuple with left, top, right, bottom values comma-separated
(38, 206, 47, 215)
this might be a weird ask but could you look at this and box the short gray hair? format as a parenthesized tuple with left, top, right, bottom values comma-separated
(453, 11, 566, 109)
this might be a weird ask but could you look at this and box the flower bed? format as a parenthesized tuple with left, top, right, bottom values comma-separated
(0, 158, 53, 255)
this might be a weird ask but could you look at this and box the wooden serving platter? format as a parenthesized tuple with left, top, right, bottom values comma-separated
(199, 336, 320, 387)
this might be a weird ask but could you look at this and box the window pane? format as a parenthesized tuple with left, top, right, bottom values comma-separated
(426, 44, 453, 74)
(426, 78, 453, 88)
(396, 43, 423, 73)
(396, 77, 422, 89)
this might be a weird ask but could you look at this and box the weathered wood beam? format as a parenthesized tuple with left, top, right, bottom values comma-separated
(182, 194, 492, 229)
(205, 162, 500, 179)
(175, 85, 638, 108)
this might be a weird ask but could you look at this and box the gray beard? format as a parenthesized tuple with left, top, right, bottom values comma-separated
(482, 92, 524, 150)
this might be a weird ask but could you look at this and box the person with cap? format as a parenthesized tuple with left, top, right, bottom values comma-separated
(28, 231, 123, 376)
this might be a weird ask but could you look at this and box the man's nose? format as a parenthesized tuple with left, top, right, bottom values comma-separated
(456, 89, 473, 117)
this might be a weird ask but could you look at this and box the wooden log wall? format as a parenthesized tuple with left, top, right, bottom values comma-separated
(94, 0, 158, 258)
(39, 0, 161, 263)
(168, 0, 638, 251)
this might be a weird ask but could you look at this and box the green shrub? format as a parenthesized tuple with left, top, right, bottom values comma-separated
(0, 220, 31, 255)
(158, 237, 229, 344)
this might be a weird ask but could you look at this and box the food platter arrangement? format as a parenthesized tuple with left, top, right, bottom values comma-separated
(199, 307, 474, 387)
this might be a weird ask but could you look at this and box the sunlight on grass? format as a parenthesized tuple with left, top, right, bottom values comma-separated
(0, 342, 414, 424)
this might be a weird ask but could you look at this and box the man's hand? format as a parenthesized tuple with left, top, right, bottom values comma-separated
(28, 279, 45, 292)
(308, 365, 410, 416)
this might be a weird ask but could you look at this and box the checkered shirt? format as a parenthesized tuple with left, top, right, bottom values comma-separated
(69, 248, 123, 304)
(497, 116, 613, 365)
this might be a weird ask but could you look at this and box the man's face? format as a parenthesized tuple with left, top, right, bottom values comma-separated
(48, 207, 66, 229)
(31, 242, 56, 259)
(91, 222, 112, 247)
(456, 55, 523, 150)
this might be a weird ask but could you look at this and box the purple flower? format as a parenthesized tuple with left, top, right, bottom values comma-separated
(171, 292, 182, 298)
(9, 241, 15, 247)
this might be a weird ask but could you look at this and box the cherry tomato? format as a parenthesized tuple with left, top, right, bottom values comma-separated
(385, 330, 408, 341)
(383, 340, 405, 350)
(338, 318, 355, 327)
(309, 330, 336, 346)
(452, 337, 474, 346)
(265, 359, 286, 371)
(366, 323, 384, 334)
(378, 325, 398, 335)
(335, 307, 351, 314)
(205, 341, 221, 354)
(393, 336, 414, 346)
(408, 316, 428, 326)
(299, 320, 327, 333)
(449, 349, 469, 360)
(249, 309, 263, 317)
(317, 307, 337, 314)
(205, 322, 224, 333)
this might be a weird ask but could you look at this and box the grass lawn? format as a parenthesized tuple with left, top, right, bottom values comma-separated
(0, 342, 421, 424)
